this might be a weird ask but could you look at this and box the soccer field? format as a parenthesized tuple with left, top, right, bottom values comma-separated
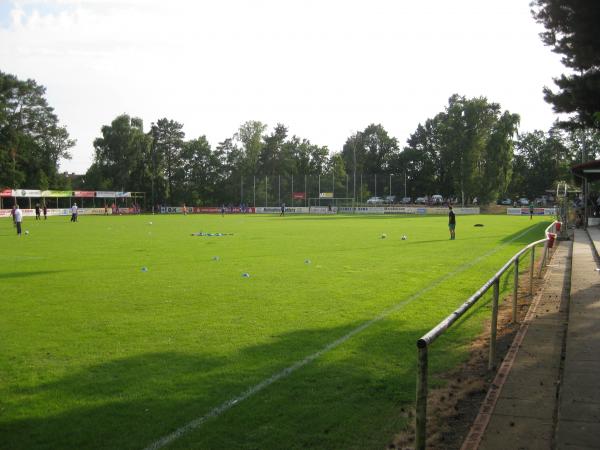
(0, 213, 549, 449)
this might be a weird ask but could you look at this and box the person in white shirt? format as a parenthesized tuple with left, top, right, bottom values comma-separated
(71, 203, 78, 222)
(14, 205, 23, 236)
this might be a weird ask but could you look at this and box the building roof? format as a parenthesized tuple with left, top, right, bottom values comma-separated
(572, 159, 600, 181)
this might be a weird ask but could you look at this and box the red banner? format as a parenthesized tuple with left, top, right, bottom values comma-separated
(292, 192, 306, 200)
(0, 188, 14, 197)
(74, 191, 95, 197)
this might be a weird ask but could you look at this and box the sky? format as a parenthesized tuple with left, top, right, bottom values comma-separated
(0, 0, 566, 174)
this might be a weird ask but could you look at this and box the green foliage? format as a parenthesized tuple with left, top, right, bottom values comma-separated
(507, 127, 591, 198)
(531, 0, 600, 129)
(90, 114, 152, 195)
(341, 124, 400, 177)
(0, 71, 74, 188)
(396, 95, 519, 203)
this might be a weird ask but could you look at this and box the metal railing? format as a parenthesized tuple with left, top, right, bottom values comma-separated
(414, 221, 560, 450)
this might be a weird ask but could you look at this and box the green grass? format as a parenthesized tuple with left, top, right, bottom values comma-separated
(0, 213, 549, 449)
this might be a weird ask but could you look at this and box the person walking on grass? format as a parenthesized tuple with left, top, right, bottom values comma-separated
(529, 202, 534, 220)
(14, 205, 23, 236)
(280, 203, 285, 216)
(35, 203, 41, 220)
(71, 203, 78, 222)
(43, 203, 47, 220)
(448, 205, 456, 240)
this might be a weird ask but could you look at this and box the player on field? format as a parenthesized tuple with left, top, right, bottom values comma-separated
(448, 205, 456, 240)
(14, 205, 23, 236)
(71, 203, 78, 222)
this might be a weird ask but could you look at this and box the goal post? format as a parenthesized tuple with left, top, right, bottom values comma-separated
(308, 197, 356, 213)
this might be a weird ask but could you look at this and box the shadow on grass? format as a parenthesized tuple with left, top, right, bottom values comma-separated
(0, 317, 473, 450)
(0, 270, 66, 280)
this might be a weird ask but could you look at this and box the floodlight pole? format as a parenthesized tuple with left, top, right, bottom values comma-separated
(353, 136, 357, 202)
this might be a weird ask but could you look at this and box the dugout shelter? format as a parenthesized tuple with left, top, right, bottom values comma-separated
(571, 159, 600, 229)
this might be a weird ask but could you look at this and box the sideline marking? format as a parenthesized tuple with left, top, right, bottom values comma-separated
(144, 226, 538, 450)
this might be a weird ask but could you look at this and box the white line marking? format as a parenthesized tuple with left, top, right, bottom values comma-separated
(143, 226, 537, 450)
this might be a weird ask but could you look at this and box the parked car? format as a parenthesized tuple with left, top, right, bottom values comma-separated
(400, 197, 412, 204)
(384, 195, 396, 204)
(431, 194, 443, 205)
(518, 198, 530, 206)
(415, 196, 428, 204)
(366, 196, 384, 205)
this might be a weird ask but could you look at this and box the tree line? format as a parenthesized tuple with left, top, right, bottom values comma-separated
(3, 1, 600, 206)
(1, 78, 598, 208)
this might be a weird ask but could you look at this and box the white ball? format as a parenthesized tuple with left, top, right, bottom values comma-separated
(25, 230, 29, 235)
(401, 235, 407, 240)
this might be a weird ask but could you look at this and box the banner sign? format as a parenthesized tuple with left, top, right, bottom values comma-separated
(319, 192, 333, 198)
(78, 208, 111, 215)
(41, 190, 71, 197)
(255, 207, 308, 214)
(292, 192, 306, 200)
(74, 191, 95, 197)
(115, 192, 131, 198)
(96, 191, 116, 198)
(507, 207, 555, 216)
(384, 207, 418, 214)
(0, 188, 14, 197)
(14, 189, 42, 197)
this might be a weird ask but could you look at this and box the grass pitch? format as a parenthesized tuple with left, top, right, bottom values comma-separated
(0, 213, 549, 449)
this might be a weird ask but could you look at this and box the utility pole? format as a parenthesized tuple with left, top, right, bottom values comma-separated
(353, 135, 357, 202)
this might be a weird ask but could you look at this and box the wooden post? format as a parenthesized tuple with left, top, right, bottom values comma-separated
(512, 257, 519, 323)
(415, 343, 428, 450)
(489, 278, 499, 370)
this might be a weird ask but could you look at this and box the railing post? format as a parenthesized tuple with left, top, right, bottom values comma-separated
(529, 245, 535, 297)
(512, 257, 519, 323)
(415, 342, 428, 450)
(538, 242, 547, 278)
(489, 278, 499, 370)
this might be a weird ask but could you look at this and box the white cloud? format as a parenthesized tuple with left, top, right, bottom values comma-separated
(0, 0, 565, 173)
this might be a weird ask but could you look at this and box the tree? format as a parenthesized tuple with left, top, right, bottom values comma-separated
(235, 120, 267, 175)
(508, 129, 571, 198)
(531, 0, 600, 129)
(341, 124, 399, 177)
(150, 119, 185, 203)
(180, 136, 224, 205)
(0, 71, 74, 188)
(89, 115, 152, 193)
(396, 95, 519, 203)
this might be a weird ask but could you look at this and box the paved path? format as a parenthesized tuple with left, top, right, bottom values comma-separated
(472, 239, 571, 450)
(555, 229, 600, 449)
(465, 227, 600, 449)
